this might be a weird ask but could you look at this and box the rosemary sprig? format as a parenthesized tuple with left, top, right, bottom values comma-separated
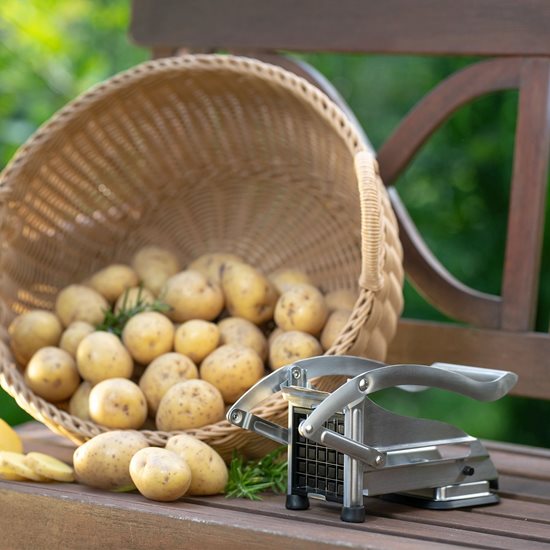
(95, 286, 170, 337)
(225, 447, 288, 500)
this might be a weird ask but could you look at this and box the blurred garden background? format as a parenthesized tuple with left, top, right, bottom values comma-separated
(0, 0, 548, 446)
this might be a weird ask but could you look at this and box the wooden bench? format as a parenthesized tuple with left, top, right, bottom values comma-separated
(1, 2, 549, 548)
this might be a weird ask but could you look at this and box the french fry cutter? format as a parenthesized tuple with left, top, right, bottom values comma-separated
(227, 356, 517, 523)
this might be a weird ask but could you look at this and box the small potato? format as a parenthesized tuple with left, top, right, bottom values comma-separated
(269, 268, 313, 293)
(320, 309, 351, 351)
(188, 252, 242, 285)
(87, 264, 139, 303)
(24, 347, 80, 402)
(269, 330, 322, 371)
(8, 310, 63, 366)
(130, 447, 191, 502)
(166, 434, 228, 496)
(59, 321, 95, 358)
(122, 311, 174, 364)
(89, 378, 147, 429)
(156, 379, 225, 431)
(69, 381, 92, 420)
(162, 270, 224, 322)
(114, 286, 155, 314)
(274, 284, 328, 335)
(200, 345, 264, 404)
(325, 288, 358, 312)
(267, 327, 283, 347)
(139, 352, 199, 415)
(73, 430, 149, 490)
(221, 262, 278, 325)
(174, 320, 220, 364)
(76, 331, 133, 384)
(0, 418, 24, 454)
(218, 317, 267, 361)
(55, 285, 109, 327)
(132, 246, 181, 296)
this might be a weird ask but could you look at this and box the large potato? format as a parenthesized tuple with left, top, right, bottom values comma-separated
(269, 330, 322, 370)
(132, 245, 180, 296)
(8, 310, 63, 366)
(218, 317, 268, 361)
(269, 268, 313, 293)
(156, 379, 225, 431)
(55, 285, 109, 327)
(122, 311, 174, 364)
(274, 284, 328, 335)
(173, 320, 220, 364)
(221, 262, 278, 325)
(188, 252, 243, 285)
(73, 430, 149, 490)
(139, 352, 199, 415)
(130, 447, 191, 502)
(69, 381, 92, 420)
(86, 264, 139, 302)
(59, 321, 95, 358)
(320, 309, 351, 351)
(325, 288, 358, 312)
(200, 345, 264, 404)
(24, 347, 81, 402)
(89, 378, 148, 429)
(162, 270, 224, 322)
(166, 434, 228, 495)
(76, 331, 133, 384)
(114, 286, 155, 314)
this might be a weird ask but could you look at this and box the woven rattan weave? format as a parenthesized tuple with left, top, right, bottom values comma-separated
(0, 54, 403, 459)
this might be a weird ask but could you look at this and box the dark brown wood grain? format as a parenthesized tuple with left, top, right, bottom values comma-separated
(130, 0, 550, 57)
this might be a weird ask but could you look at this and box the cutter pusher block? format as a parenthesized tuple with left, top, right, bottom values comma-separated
(227, 356, 517, 523)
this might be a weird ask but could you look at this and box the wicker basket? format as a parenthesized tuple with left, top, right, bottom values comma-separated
(0, 54, 403, 460)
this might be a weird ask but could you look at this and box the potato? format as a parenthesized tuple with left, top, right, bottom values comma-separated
(114, 286, 155, 314)
(73, 430, 149, 490)
(218, 317, 268, 361)
(269, 268, 313, 293)
(24, 347, 80, 402)
(0, 418, 24, 454)
(173, 320, 220, 364)
(269, 330, 322, 370)
(59, 321, 95, 358)
(24, 452, 74, 482)
(0, 451, 48, 481)
(86, 264, 139, 302)
(320, 309, 351, 351)
(68, 381, 92, 421)
(267, 326, 283, 347)
(130, 447, 191, 502)
(221, 262, 278, 325)
(132, 245, 180, 296)
(122, 311, 174, 364)
(166, 434, 228, 495)
(76, 331, 133, 384)
(162, 270, 224, 322)
(274, 284, 328, 335)
(8, 310, 63, 366)
(188, 252, 242, 285)
(156, 379, 225, 431)
(55, 284, 109, 327)
(139, 352, 199, 415)
(325, 288, 358, 312)
(200, 345, 265, 404)
(89, 378, 148, 429)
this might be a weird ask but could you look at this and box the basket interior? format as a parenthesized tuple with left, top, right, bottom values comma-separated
(0, 61, 362, 326)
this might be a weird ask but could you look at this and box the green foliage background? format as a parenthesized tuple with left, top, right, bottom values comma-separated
(0, 1, 548, 445)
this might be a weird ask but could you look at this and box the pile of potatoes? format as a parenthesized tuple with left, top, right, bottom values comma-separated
(7, 246, 357, 434)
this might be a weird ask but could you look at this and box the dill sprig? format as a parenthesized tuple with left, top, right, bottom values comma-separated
(225, 447, 288, 500)
(95, 286, 170, 337)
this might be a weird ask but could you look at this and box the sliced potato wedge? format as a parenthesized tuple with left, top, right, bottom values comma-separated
(24, 452, 75, 482)
(0, 451, 49, 482)
(0, 461, 27, 481)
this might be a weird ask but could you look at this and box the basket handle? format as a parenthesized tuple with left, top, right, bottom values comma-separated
(354, 151, 384, 292)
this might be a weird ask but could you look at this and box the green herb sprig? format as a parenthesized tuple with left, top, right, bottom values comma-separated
(225, 447, 288, 500)
(95, 286, 170, 337)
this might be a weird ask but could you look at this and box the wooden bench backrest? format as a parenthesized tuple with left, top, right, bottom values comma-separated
(129, 0, 550, 399)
